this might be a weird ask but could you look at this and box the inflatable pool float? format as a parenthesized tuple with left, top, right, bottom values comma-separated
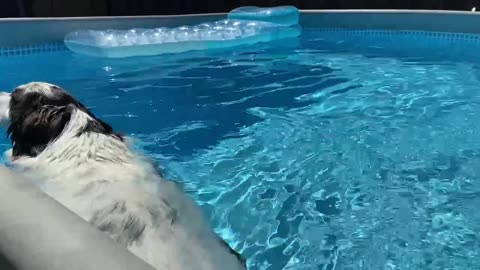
(64, 6, 301, 58)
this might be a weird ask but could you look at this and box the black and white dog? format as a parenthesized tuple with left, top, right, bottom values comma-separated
(0, 82, 246, 270)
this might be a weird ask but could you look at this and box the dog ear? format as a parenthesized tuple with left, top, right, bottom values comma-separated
(8, 105, 72, 158)
(75, 101, 124, 140)
(77, 102, 114, 133)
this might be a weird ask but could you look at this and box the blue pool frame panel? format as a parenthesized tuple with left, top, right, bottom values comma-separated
(0, 13, 224, 47)
(2, 10, 480, 49)
(300, 10, 480, 33)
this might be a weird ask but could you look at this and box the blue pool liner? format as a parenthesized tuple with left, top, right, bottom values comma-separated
(64, 6, 301, 58)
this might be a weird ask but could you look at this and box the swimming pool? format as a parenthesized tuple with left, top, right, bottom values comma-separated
(2, 13, 480, 270)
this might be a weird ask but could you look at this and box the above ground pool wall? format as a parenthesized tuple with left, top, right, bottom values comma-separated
(0, 14, 224, 47)
(0, 166, 155, 270)
(300, 10, 480, 33)
(2, 10, 480, 48)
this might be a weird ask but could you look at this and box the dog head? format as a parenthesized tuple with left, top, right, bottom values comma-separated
(0, 82, 122, 158)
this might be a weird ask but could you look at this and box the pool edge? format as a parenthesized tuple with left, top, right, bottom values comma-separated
(0, 12, 228, 22)
(2, 9, 480, 47)
(300, 9, 480, 33)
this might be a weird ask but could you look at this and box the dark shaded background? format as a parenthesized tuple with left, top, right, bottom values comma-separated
(2, 0, 480, 18)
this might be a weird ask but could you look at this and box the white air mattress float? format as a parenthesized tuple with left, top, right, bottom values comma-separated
(64, 6, 301, 58)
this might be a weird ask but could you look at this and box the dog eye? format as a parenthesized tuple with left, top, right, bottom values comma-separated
(10, 90, 21, 102)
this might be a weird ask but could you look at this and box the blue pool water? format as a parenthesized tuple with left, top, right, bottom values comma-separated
(2, 29, 480, 269)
